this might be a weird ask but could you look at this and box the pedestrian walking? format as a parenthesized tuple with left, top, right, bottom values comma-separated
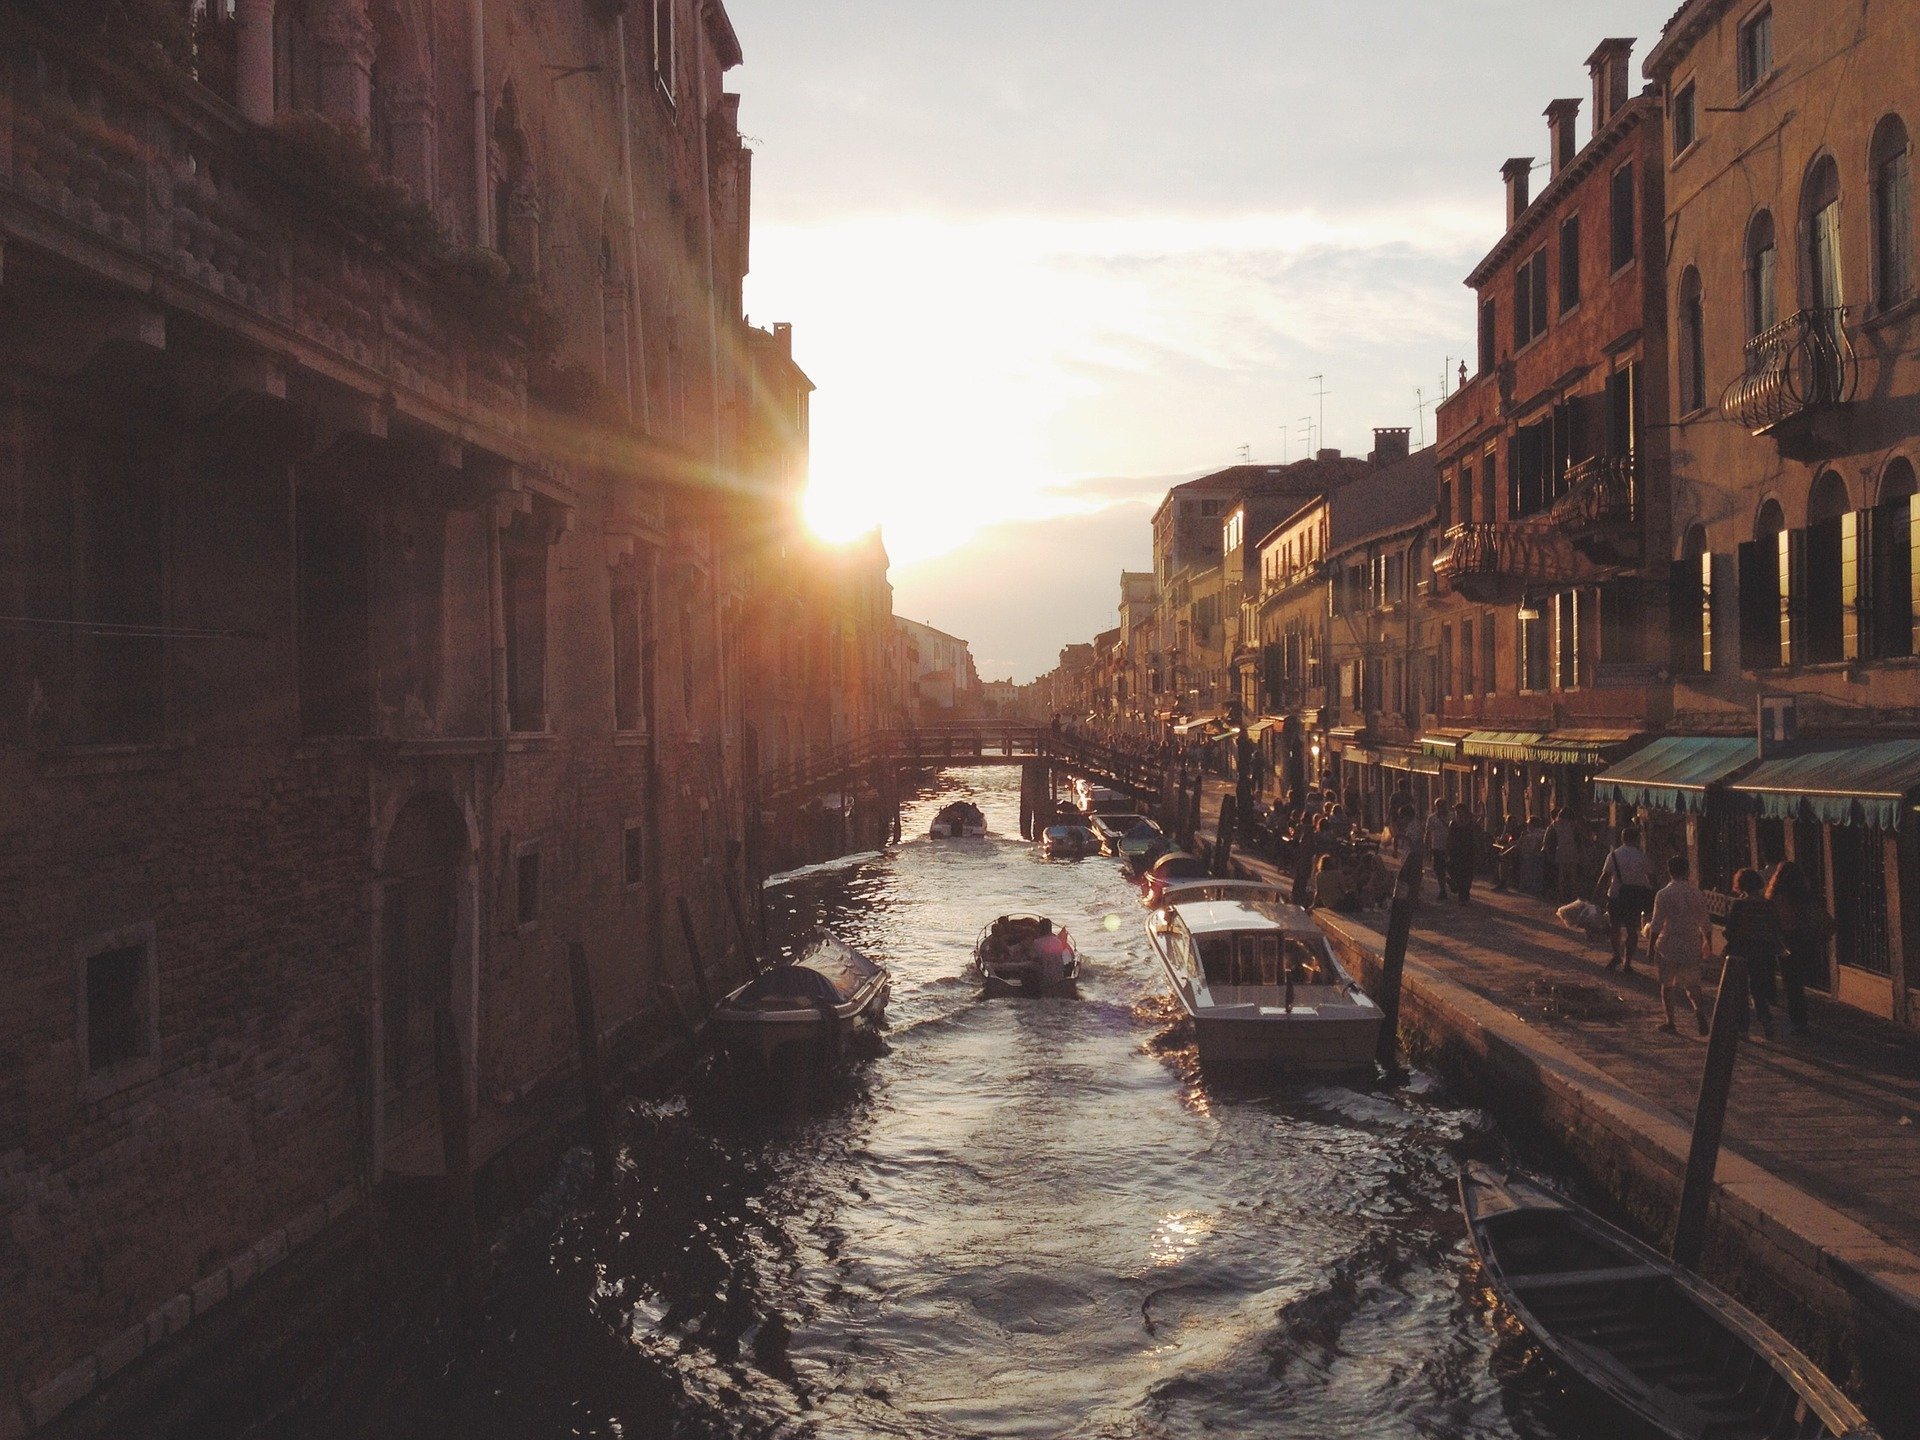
(1717, 868, 1787, 1038)
(1594, 825, 1656, 974)
(1545, 807, 1583, 903)
(1646, 854, 1711, 1035)
(1423, 799, 1453, 901)
(1764, 860, 1831, 1036)
(1447, 806, 1479, 905)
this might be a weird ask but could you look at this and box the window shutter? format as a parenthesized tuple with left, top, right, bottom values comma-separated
(1532, 254, 1549, 338)
(1738, 540, 1769, 668)
(1842, 510, 1862, 661)
(1668, 559, 1695, 673)
(1911, 498, 1920, 655)
(1701, 550, 1716, 674)
(1783, 528, 1807, 668)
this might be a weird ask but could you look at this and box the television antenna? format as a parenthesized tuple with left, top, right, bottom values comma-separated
(1309, 374, 1329, 451)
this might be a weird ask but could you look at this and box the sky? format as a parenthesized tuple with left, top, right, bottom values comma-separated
(725, 0, 1681, 682)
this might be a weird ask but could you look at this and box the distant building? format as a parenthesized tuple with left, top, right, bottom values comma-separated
(897, 617, 981, 718)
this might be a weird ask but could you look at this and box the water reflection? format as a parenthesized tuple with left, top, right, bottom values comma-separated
(254, 765, 1609, 1440)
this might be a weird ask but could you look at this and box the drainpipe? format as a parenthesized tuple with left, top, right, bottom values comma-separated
(613, 14, 652, 428)
(470, 0, 490, 247)
(486, 500, 510, 742)
(234, 0, 277, 125)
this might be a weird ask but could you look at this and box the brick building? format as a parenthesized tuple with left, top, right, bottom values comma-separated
(1426, 38, 1673, 834)
(0, 0, 824, 1428)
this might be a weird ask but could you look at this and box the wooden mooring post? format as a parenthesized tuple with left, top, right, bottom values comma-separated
(1374, 848, 1424, 1073)
(566, 942, 615, 1183)
(1672, 953, 1749, 1270)
(1210, 796, 1237, 877)
(723, 872, 761, 972)
(675, 895, 717, 1013)
(1185, 771, 1204, 849)
(432, 1005, 480, 1291)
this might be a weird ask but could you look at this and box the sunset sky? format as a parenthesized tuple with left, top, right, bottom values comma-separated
(727, 0, 1680, 682)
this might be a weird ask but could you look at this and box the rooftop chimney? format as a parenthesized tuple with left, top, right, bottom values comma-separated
(1587, 38, 1635, 134)
(773, 321, 794, 358)
(1370, 428, 1411, 466)
(1546, 99, 1581, 178)
(1315, 448, 1342, 463)
(1503, 158, 1534, 227)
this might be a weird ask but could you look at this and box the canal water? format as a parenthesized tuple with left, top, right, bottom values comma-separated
(262, 767, 1614, 1440)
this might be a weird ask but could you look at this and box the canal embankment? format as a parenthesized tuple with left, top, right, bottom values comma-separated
(1192, 786, 1920, 1430)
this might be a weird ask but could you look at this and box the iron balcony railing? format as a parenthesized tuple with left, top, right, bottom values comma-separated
(1720, 307, 1859, 433)
(1432, 522, 1586, 594)
(1551, 454, 1637, 534)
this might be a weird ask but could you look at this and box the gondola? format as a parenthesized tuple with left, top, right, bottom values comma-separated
(1460, 1164, 1879, 1440)
(929, 800, 987, 838)
(972, 914, 1080, 995)
(709, 932, 891, 1068)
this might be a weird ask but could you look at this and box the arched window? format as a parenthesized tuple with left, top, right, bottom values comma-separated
(1740, 499, 1789, 670)
(1671, 523, 1713, 675)
(491, 85, 539, 276)
(1871, 116, 1913, 309)
(1805, 470, 1855, 664)
(1677, 267, 1707, 413)
(1869, 457, 1918, 659)
(1801, 155, 1844, 313)
(1745, 210, 1778, 339)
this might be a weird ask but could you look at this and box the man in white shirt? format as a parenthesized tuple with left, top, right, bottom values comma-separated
(1595, 824, 1657, 973)
(1645, 853, 1711, 1035)
(1422, 800, 1452, 901)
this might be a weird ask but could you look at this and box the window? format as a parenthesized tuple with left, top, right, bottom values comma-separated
(1677, 267, 1707, 413)
(1479, 612, 1496, 696)
(1871, 117, 1913, 309)
(1672, 80, 1697, 156)
(1805, 471, 1855, 665)
(1480, 452, 1498, 523)
(1868, 459, 1918, 659)
(1737, 6, 1773, 96)
(1739, 502, 1790, 669)
(611, 577, 645, 732)
(1554, 591, 1581, 689)
(1746, 210, 1779, 337)
(1439, 477, 1454, 530)
(1439, 623, 1453, 698)
(1458, 466, 1474, 526)
(623, 823, 645, 887)
(516, 849, 541, 927)
(1199, 499, 1223, 518)
(1460, 618, 1476, 697)
(1519, 603, 1550, 692)
(1478, 298, 1497, 374)
(82, 925, 156, 1078)
(651, 0, 676, 100)
(1514, 249, 1548, 347)
(1803, 156, 1844, 312)
(1671, 527, 1713, 675)
(502, 525, 549, 733)
(1559, 216, 1582, 313)
(1609, 164, 1636, 271)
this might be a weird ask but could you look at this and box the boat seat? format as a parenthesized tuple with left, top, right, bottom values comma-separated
(1506, 1262, 1666, 1292)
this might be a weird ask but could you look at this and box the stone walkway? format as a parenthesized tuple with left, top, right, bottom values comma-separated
(1190, 779, 1920, 1260)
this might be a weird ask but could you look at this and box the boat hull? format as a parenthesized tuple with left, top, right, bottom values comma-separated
(711, 977, 891, 1068)
(1188, 1006, 1381, 1069)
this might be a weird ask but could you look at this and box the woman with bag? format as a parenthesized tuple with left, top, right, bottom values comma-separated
(1718, 868, 1787, 1038)
(1594, 824, 1656, 974)
(1764, 860, 1829, 1036)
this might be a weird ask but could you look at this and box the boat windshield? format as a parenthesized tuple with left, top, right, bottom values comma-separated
(1194, 932, 1336, 988)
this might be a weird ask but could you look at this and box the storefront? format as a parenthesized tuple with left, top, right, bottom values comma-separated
(1461, 730, 1639, 828)
(1590, 735, 1759, 893)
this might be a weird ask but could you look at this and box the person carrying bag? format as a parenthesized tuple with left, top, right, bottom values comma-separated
(1594, 824, 1656, 974)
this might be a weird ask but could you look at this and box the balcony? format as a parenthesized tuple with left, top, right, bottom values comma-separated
(1721, 308, 1859, 435)
(1432, 523, 1588, 604)
(1551, 455, 1641, 566)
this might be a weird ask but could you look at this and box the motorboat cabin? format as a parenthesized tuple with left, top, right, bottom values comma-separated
(1146, 881, 1381, 1070)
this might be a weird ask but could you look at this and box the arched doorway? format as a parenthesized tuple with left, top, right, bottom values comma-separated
(378, 792, 470, 1146)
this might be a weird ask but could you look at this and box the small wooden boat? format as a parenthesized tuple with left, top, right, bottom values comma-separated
(1041, 823, 1101, 858)
(929, 800, 987, 838)
(1088, 811, 1152, 855)
(1145, 880, 1381, 1069)
(972, 914, 1080, 995)
(710, 932, 891, 1068)
(1460, 1164, 1880, 1440)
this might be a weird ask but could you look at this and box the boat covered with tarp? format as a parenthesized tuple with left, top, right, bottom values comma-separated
(710, 932, 891, 1067)
(930, 800, 987, 838)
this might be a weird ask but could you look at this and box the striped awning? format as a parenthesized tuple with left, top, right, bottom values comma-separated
(1591, 736, 1757, 815)
(1464, 730, 1638, 767)
(1463, 731, 1547, 761)
(1726, 738, 1920, 829)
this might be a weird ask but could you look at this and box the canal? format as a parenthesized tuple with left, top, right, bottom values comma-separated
(260, 767, 1613, 1440)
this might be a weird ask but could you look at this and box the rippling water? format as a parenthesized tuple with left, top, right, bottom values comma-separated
(261, 767, 1615, 1440)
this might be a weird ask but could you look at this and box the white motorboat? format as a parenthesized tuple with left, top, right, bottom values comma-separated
(1145, 880, 1381, 1070)
(930, 800, 987, 838)
(1040, 823, 1101, 858)
(710, 932, 891, 1068)
(972, 914, 1080, 995)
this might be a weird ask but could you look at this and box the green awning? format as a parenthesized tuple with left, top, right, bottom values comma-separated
(1726, 738, 1920, 829)
(1591, 736, 1757, 815)
(1463, 731, 1547, 761)
(1419, 734, 1466, 760)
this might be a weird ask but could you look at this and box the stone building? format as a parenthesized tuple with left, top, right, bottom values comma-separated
(897, 616, 979, 719)
(1427, 39, 1673, 834)
(1615, 0, 1920, 1022)
(0, 0, 797, 1428)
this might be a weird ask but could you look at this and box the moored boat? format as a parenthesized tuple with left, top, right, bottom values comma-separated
(1144, 879, 1381, 1070)
(1460, 1164, 1879, 1440)
(929, 800, 987, 838)
(1040, 823, 1101, 858)
(710, 932, 891, 1068)
(1140, 850, 1209, 907)
(972, 914, 1080, 995)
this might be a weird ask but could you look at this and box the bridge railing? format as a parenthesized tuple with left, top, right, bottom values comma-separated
(759, 723, 1166, 805)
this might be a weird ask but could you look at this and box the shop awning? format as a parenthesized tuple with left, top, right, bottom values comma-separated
(1345, 747, 1381, 766)
(1419, 729, 1471, 760)
(1726, 738, 1920, 829)
(1591, 736, 1757, 815)
(1463, 730, 1637, 766)
(1245, 717, 1280, 741)
(1328, 725, 1364, 750)
(1174, 715, 1227, 739)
